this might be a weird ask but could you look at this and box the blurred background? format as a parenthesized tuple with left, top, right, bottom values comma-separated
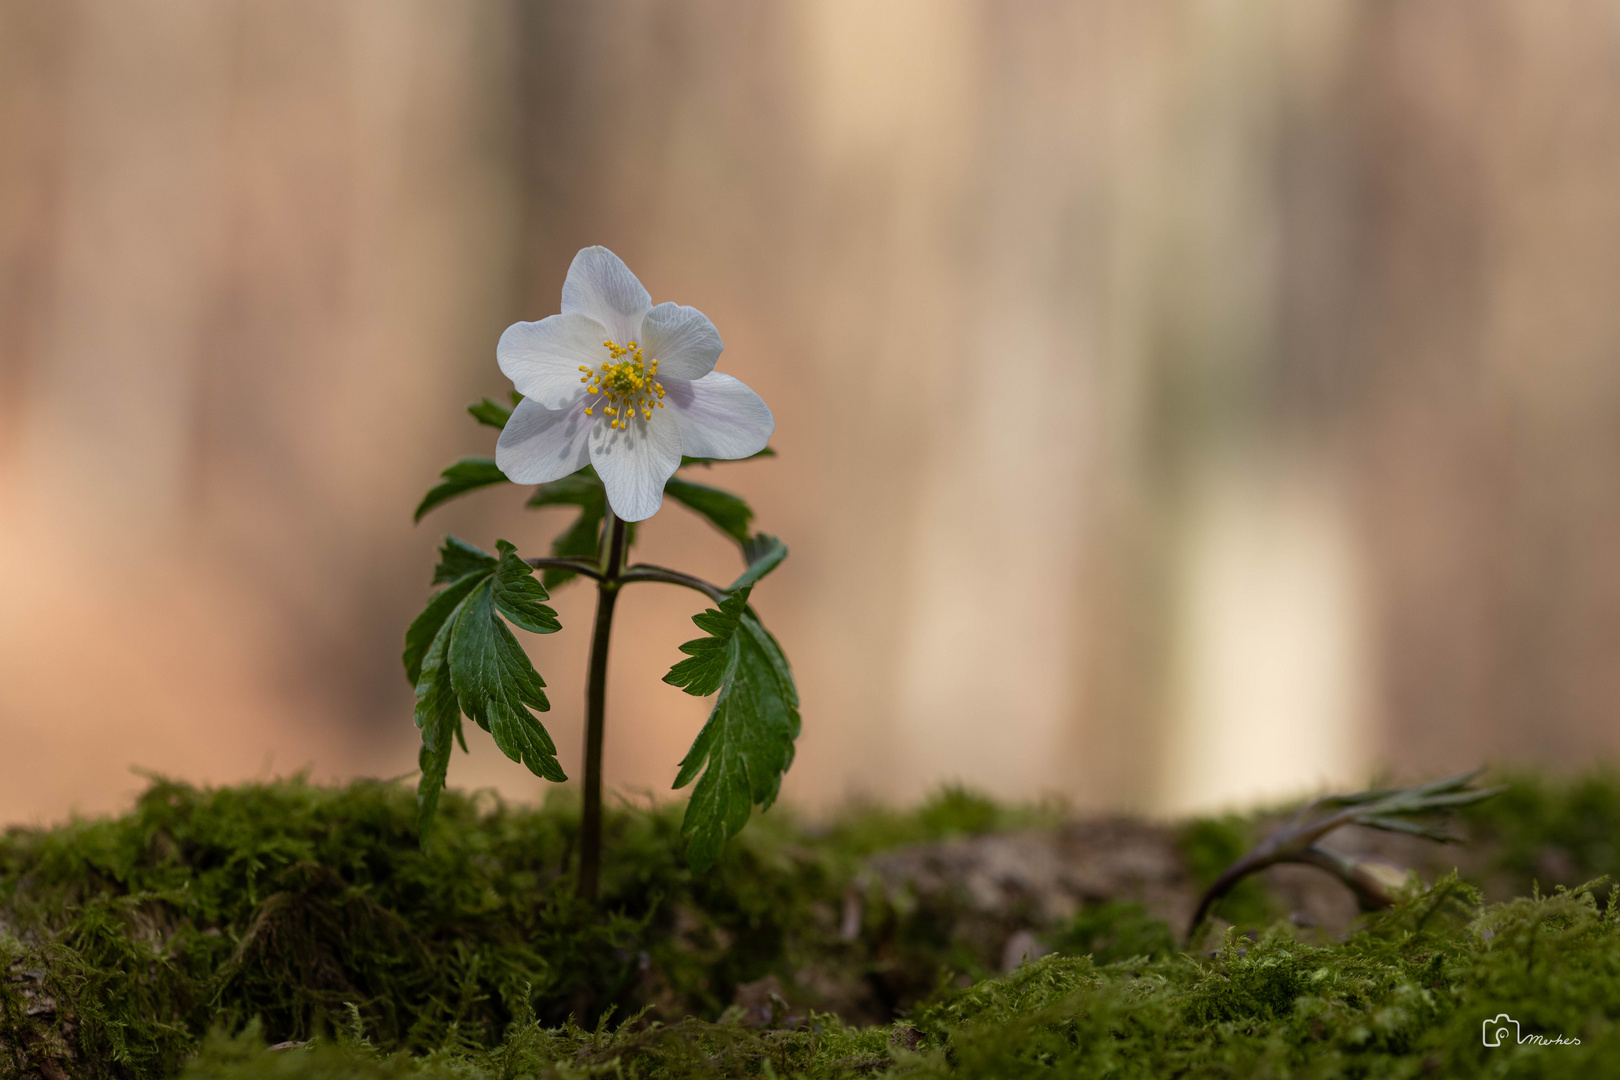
(3, 0, 1619, 825)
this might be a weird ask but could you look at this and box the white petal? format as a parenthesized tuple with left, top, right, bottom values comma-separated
(639, 302, 722, 380)
(560, 246, 651, 346)
(587, 407, 682, 521)
(497, 313, 606, 408)
(665, 372, 774, 460)
(495, 396, 593, 483)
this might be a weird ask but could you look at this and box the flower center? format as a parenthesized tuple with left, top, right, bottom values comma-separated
(578, 340, 666, 429)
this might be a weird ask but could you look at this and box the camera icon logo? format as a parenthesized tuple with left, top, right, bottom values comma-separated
(1482, 1014, 1520, 1047)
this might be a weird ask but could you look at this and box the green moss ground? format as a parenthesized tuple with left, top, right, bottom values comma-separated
(2, 773, 1618, 1078)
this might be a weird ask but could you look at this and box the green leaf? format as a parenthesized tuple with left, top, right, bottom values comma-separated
(729, 534, 788, 591)
(665, 588, 751, 698)
(413, 613, 462, 842)
(432, 535, 498, 585)
(449, 577, 567, 783)
(408, 537, 498, 684)
(417, 729, 453, 844)
(468, 397, 513, 430)
(403, 570, 485, 684)
(404, 536, 565, 841)
(415, 457, 511, 522)
(492, 539, 560, 634)
(665, 588, 801, 871)
(664, 478, 753, 544)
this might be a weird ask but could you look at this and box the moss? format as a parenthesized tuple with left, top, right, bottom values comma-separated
(172, 879, 1620, 1078)
(0, 777, 1074, 1076)
(3, 772, 1620, 1078)
(1044, 901, 1177, 964)
(1458, 769, 1620, 892)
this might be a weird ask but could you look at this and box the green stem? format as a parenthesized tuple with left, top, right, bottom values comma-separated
(524, 556, 605, 581)
(618, 564, 728, 603)
(578, 509, 628, 903)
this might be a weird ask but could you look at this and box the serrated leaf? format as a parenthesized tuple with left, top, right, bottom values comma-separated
(492, 539, 560, 634)
(415, 458, 511, 522)
(414, 613, 462, 842)
(405, 536, 565, 840)
(432, 535, 498, 585)
(730, 534, 788, 591)
(417, 730, 453, 844)
(664, 478, 753, 544)
(666, 590, 800, 872)
(665, 588, 751, 698)
(449, 578, 567, 782)
(404, 537, 503, 682)
(403, 571, 486, 684)
(468, 397, 513, 430)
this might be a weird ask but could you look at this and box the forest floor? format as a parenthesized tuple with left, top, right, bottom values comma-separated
(2, 772, 1617, 1078)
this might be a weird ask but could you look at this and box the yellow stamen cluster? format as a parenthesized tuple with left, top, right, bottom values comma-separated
(578, 340, 666, 429)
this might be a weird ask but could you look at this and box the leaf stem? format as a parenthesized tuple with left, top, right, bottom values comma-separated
(1182, 770, 1502, 946)
(618, 564, 728, 603)
(523, 556, 606, 581)
(578, 509, 628, 903)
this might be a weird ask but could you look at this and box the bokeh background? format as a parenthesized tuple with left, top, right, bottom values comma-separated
(3, 0, 1619, 825)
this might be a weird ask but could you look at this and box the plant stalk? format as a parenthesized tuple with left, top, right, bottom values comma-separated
(578, 509, 628, 903)
(618, 564, 728, 603)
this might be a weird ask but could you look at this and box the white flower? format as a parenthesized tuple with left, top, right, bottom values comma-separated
(494, 247, 775, 521)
